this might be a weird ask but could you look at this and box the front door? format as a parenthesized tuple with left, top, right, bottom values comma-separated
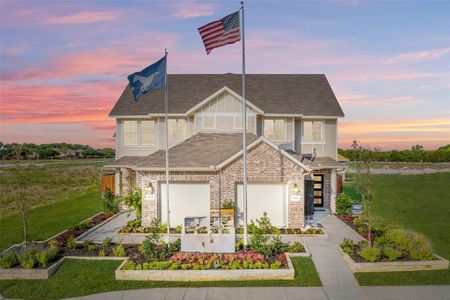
(313, 174, 324, 207)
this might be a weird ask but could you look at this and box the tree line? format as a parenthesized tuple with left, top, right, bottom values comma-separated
(339, 143, 450, 163)
(0, 142, 115, 160)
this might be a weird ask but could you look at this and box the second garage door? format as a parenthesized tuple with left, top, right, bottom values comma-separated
(236, 184, 287, 227)
(160, 183, 210, 227)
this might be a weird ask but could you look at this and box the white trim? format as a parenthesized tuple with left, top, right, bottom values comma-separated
(140, 120, 157, 147)
(233, 115, 243, 130)
(302, 116, 342, 119)
(197, 112, 256, 117)
(262, 118, 288, 143)
(186, 86, 264, 115)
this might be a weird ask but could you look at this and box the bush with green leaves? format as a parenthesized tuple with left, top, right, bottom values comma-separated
(288, 241, 304, 253)
(336, 192, 353, 215)
(358, 246, 381, 262)
(112, 243, 126, 257)
(375, 229, 433, 260)
(383, 246, 402, 261)
(353, 217, 362, 227)
(221, 199, 234, 209)
(121, 188, 142, 219)
(169, 239, 181, 254)
(66, 235, 77, 249)
(340, 238, 356, 256)
(17, 248, 37, 269)
(408, 232, 433, 260)
(37, 247, 58, 268)
(0, 251, 18, 269)
(102, 187, 120, 214)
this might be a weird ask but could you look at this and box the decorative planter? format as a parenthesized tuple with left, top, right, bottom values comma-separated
(338, 246, 449, 273)
(0, 257, 65, 280)
(115, 254, 296, 281)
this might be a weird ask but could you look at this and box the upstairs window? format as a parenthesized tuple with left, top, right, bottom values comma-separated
(264, 119, 285, 141)
(168, 119, 187, 140)
(123, 120, 138, 145)
(141, 120, 155, 145)
(303, 121, 324, 142)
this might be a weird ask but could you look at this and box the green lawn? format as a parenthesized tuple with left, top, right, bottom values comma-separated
(355, 269, 450, 286)
(0, 189, 102, 250)
(345, 172, 450, 285)
(0, 257, 321, 300)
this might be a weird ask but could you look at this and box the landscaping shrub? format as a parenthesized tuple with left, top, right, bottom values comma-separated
(175, 225, 182, 234)
(358, 246, 381, 262)
(408, 232, 433, 260)
(102, 187, 119, 214)
(353, 217, 362, 227)
(336, 192, 353, 215)
(66, 235, 77, 249)
(221, 199, 234, 209)
(121, 188, 142, 219)
(288, 241, 304, 253)
(169, 239, 181, 254)
(17, 248, 37, 269)
(383, 246, 402, 261)
(0, 251, 18, 269)
(340, 238, 356, 256)
(102, 237, 113, 247)
(112, 243, 126, 257)
(159, 223, 168, 234)
(37, 247, 57, 268)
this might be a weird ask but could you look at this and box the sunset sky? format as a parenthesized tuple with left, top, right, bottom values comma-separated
(1, 1, 449, 150)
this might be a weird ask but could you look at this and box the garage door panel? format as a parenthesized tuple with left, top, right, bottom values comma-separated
(236, 184, 286, 227)
(160, 183, 210, 227)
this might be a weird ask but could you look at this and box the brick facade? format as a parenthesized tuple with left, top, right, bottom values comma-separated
(125, 141, 310, 228)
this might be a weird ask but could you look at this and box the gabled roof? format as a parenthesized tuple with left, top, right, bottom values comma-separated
(109, 74, 344, 117)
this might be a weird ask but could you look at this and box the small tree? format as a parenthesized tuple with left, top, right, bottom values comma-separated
(8, 147, 41, 244)
(351, 140, 377, 245)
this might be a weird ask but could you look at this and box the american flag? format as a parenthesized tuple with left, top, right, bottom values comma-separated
(198, 11, 240, 55)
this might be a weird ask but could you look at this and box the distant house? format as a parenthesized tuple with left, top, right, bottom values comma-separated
(106, 74, 344, 228)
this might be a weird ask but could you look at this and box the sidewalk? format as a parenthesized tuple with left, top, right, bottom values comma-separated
(64, 286, 450, 300)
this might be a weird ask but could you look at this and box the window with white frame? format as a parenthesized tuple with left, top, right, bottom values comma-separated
(264, 119, 285, 141)
(303, 121, 324, 142)
(168, 119, 187, 140)
(123, 120, 138, 145)
(140, 120, 155, 145)
(233, 116, 242, 129)
(201, 116, 216, 129)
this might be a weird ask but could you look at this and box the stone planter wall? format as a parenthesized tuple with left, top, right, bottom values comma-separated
(338, 246, 449, 273)
(0, 257, 65, 280)
(115, 254, 296, 281)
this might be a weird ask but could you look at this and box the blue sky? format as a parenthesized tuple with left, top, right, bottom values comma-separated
(1, 0, 449, 149)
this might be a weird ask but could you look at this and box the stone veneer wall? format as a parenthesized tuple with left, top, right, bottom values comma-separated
(137, 142, 307, 228)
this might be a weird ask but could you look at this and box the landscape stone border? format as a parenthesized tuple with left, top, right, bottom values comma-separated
(0, 257, 65, 280)
(115, 253, 297, 281)
(338, 246, 450, 273)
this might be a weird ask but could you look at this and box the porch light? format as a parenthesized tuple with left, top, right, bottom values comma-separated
(292, 183, 300, 195)
(146, 182, 154, 194)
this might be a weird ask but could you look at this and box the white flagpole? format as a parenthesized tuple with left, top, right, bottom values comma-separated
(164, 49, 170, 246)
(240, 1, 248, 246)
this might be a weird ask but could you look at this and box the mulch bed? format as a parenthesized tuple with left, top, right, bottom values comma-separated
(61, 244, 140, 257)
(336, 215, 374, 242)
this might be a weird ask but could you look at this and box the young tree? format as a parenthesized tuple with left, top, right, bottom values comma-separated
(351, 140, 377, 245)
(8, 148, 41, 244)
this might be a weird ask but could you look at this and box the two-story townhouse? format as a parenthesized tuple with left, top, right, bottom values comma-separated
(106, 74, 344, 228)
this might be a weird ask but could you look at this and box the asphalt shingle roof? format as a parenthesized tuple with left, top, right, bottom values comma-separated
(109, 74, 344, 117)
(134, 133, 258, 170)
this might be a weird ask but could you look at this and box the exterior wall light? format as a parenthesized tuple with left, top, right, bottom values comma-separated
(146, 182, 155, 194)
(292, 183, 300, 195)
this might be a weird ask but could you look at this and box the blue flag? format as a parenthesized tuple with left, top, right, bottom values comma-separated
(127, 56, 166, 101)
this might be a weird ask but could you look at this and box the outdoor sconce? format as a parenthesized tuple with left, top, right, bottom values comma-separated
(292, 183, 300, 195)
(146, 182, 155, 194)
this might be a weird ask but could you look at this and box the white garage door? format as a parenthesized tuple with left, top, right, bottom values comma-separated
(236, 184, 287, 227)
(160, 183, 210, 227)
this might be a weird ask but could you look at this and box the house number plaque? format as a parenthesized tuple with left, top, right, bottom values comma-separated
(290, 195, 301, 202)
(145, 194, 156, 201)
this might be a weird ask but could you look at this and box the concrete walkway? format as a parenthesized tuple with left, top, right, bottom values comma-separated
(302, 215, 365, 298)
(77, 211, 136, 243)
(64, 286, 450, 300)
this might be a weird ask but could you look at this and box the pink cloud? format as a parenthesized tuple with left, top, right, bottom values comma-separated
(169, 2, 215, 19)
(384, 47, 450, 64)
(45, 11, 121, 25)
